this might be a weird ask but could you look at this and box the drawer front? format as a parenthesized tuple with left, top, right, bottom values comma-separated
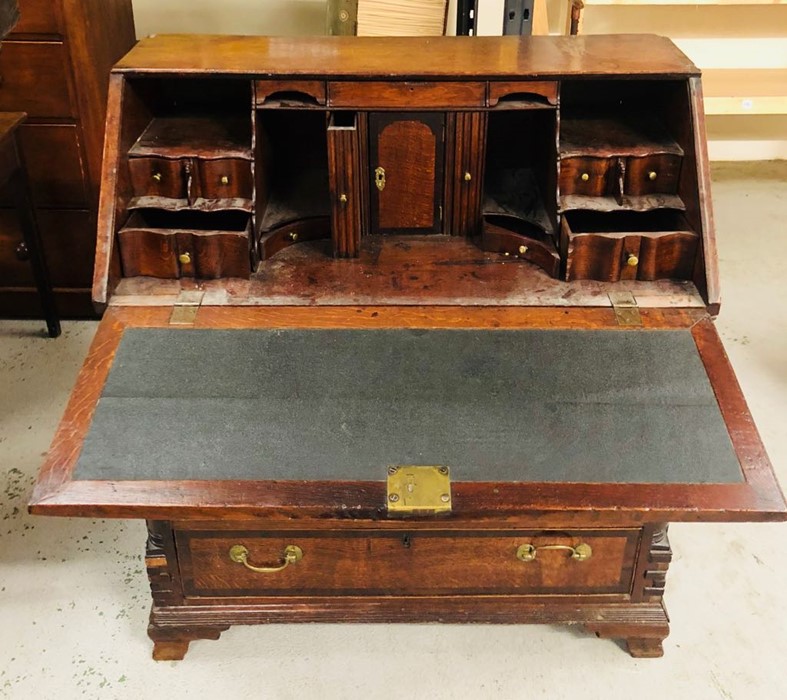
(255, 80, 326, 106)
(0, 209, 94, 288)
(329, 81, 486, 108)
(178, 529, 640, 597)
(487, 80, 558, 106)
(19, 124, 89, 207)
(560, 157, 613, 197)
(0, 41, 74, 118)
(625, 154, 682, 196)
(564, 231, 698, 282)
(13, 0, 62, 35)
(196, 158, 253, 200)
(119, 226, 251, 279)
(128, 157, 187, 200)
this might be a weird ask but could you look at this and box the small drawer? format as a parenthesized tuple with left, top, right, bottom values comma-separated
(488, 80, 558, 107)
(0, 41, 74, 118)
(118, 210, 251, 279)
(328, 81, 485, 109)
(255, 80, 326, 107)
(625, 154, 682, 196)
(177, 529, 640, 598)
(561, 210, 698, 282)
(128, 157, 187, 200)
(560, 157, 614, 197)
(13, 0, 63, 35)
(196, 158, 253, 201)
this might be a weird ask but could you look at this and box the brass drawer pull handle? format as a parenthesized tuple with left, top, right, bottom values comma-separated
(464, 171, 472, 182)
(648, 170, 658, 181)
(220, 175, 230, 185)
(178, 252, 191, 265)
(152, 172, 163, 182)
(626, 253, 639, 267)
(375, 166, 386, 191)
(580, 172, 590, 182)
(229, 544, 303, 573)
(516, 543, 592, 562)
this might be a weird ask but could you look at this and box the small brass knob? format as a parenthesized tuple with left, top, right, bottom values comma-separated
(152, 172, 163, 182)
(648, 171, 658, 181)
(220, 175, 230, 185)
(339, 193, 348, 204)
(518, 245, 528, 255)
(626, 253, 639, 267)
(15, 241, 29, 261)
(580, 172, 590, 182)
(288, 231, 299, 242)
(178, 252, 191, 265)
(464, 172, 472, 182)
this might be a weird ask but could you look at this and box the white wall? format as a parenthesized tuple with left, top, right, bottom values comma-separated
(132, 0, 326, 37)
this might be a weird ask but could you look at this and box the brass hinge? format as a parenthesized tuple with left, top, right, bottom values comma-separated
(608, 291, 642, 326)
(386, 465, 452, 517)
(169, 290, 204, 326)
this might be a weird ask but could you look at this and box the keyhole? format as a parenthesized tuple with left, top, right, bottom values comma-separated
(402, 534, 412, 549)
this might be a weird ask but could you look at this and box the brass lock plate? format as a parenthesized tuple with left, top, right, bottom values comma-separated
(386, 465, 451, 516)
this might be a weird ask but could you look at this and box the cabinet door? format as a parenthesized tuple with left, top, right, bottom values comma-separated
(369, 112, 444, 234)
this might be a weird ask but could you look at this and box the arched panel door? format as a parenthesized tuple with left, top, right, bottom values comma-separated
(369, 112, 444, 234)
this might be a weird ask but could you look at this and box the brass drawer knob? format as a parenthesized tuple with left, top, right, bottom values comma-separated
(178, 252, 191, 265)
(518, 245, 528, 255)
(464, 171, 472, 182)
(339, 193, 348, 204)
(626, 253, 639, 267)
(152, 172, 163, 182)
(516, 543, 592, 562)
(229, 544, 303, 573)
(648, 170, 658, 181)
(580, 172, 590, 182)
(288, 231, 299, 242)
(220, 175, 230, 185)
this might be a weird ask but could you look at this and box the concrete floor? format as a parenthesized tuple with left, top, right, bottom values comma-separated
(1, 163, 785, 699)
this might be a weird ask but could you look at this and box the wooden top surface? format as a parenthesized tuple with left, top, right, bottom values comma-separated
(115, 34, 699, 79)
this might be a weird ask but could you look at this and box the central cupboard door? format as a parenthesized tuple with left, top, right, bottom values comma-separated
(369, 112, 444, 234)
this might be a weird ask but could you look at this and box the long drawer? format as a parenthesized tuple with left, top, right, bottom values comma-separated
(177, 529, 641, 598)
(0, 41, 75, 118)
(0, 209, 94, 288)
(12, 0, 63, 36)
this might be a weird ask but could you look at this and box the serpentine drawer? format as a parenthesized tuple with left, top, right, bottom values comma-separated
(176, 529, 641, 598)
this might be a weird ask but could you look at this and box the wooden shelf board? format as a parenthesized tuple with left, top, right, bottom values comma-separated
(587, 0, 786, 6)
(702, 69, 787, 114)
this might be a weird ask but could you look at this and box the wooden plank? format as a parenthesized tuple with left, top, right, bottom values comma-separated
(114, 35, 700, 78)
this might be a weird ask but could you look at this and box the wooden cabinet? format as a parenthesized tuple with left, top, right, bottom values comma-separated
(0, 0, 136, 318)
(29, 36, 786, 662)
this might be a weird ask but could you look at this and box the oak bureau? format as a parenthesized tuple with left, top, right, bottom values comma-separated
(29, 34, 787, 660)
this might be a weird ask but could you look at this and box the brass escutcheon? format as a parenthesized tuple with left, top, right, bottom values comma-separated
(375, 166, 386, 192)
